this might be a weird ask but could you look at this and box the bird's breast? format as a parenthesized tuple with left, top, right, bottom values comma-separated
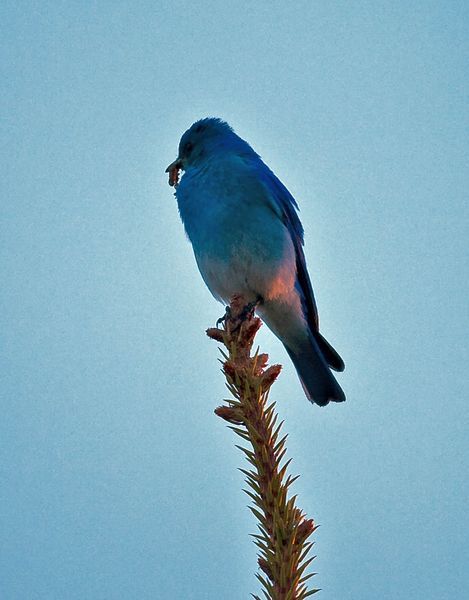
(175, 159, 297, 303)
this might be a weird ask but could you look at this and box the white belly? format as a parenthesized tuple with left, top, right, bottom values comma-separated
(195, 247, 294, 304)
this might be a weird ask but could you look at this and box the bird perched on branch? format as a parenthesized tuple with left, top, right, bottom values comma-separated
(166, 118, 345, 406)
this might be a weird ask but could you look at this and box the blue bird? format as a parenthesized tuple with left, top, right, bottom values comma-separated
(166, 118, 345, 406)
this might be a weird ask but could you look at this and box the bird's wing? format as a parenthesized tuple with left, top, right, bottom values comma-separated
(256, 161, 345, 372)
(256, 163, 319, 331)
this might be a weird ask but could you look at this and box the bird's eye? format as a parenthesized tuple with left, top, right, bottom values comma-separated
(184, 142, 193, 155)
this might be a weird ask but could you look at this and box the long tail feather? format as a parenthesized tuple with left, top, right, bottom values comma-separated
(285, 337, 346, 406)
(314, 332, 345, 372)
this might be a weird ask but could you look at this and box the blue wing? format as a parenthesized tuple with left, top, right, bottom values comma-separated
(257, 162, 345, 372)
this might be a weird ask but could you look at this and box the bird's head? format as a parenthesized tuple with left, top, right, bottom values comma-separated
(165, 118, 251, 187)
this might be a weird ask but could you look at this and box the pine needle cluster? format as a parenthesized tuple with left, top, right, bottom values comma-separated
(207, 295, 319, 600)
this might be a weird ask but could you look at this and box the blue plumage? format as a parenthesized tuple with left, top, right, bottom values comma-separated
(166, 118, 345, 406)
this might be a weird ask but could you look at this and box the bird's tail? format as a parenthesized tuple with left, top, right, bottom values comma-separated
(315, 331, 345, 372)
(285, 336, 346, 406)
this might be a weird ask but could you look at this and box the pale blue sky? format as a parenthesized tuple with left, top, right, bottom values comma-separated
(1, 2, 468, 599)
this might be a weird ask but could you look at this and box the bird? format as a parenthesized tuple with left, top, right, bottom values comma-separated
(166, 118, 345, 406)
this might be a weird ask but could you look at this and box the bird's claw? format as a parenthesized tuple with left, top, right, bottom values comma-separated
(216, 306, 232, 328)
(239, 298, 261, 321)
(216, 297, 262, 330)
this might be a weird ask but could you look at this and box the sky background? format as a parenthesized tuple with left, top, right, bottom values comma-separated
(1, 1, 468, 599)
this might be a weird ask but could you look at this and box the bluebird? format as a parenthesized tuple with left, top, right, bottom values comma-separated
(166, 118, 345, 406)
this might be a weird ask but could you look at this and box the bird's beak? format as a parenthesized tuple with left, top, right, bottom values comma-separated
(165, 158, 183, 187)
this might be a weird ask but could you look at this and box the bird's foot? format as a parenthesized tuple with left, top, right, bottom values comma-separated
(216, 305, 232, 328)
(217, 296, 262, 331)
(239, 297, 262, 321)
